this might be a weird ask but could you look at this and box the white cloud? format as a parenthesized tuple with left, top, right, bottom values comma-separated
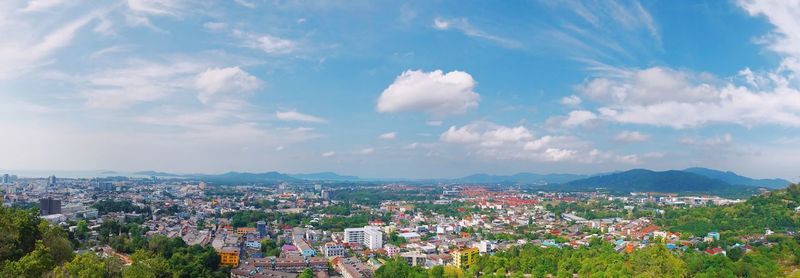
(19, 0, 69, 12)
(0, 10, 100, 79)
(426, 120, 443, 126)
(551, 110, 598, 127)
(614, 131, 651, 143)
(433, 17, 520, 48)
(578, 67, 719, 105)
(233, 29, 297, 55)
(377, 69, 480, 116)
(561, 95, 582, 106)
(379, 132, 397, 140)
(195, 67, 262, 104)
(576, 66, 800, 128)
(321, 151, 336, 157)
(234, 0, 257, 8)
(82, 59, 202, 109)
(276, 110, 328, 123)
(359, 148, 375, 155)
(127, 0, 183, 17)
(739, 1, 800, 71)
(203, 22, 227, 31)
(439, 121, 646, 164)
(680, 133, 733, 148)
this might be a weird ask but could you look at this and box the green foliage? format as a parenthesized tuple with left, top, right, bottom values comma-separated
(317, 214, 371, 231)
(375, 258, 428, 278)
(53, 252, 107, 278)
(298, 268, 314, 278)
(261, 238, 281, 257)
(75, 220, 89, 241)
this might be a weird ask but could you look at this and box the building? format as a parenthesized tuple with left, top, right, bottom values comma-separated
(384, 244, 400, 257)
(257, 221, 268, 237)
(219, 247, 240, 267)
(344, 226, 383, 250)
(322, 242, 345, 257)
(237, 227, 257, 236)
(48, 175, 57, 186)
(344, 227, 366, 245)
(294, 240, 316, 257)
(245, 240, 262, 249)
(452, 248, 479, 269)
(364, 227, 383, 250)
(400, 252, 427, 267)
(1, 174, 9, 184)
(321, 190, 330, 200)
(336, 257, 373, 278)
(39, 197, 62, 215)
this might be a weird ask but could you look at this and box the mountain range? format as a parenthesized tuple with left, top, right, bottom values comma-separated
(130, 167, 790, 193)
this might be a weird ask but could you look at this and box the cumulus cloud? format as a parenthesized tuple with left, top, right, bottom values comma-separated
(377, 69, 480, 116)
(379, 132, 397, 140)
(548, 110, 599, 128)
(614, 131, 651, 143)
(195, 67, 262, 104)
(276, 110, 328, 123)
(574, 66, 800, 128)
(439, 121, 648, 164)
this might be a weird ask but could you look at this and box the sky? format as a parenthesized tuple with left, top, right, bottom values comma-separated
(1, 0, 800, 180)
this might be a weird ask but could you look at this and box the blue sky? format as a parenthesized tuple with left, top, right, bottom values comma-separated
(1, 0, 800, 179)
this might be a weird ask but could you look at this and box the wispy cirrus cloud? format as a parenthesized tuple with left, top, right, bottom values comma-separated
(276, 110, 328, 123)
(433, 17, 521, 48)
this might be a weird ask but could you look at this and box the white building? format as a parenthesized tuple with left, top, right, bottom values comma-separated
(344, 226, 383, 250)
(322, 243, 345, 257)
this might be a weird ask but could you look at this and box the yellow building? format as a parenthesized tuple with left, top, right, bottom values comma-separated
(452, 247, 479, 269)
(219, 247, 240, 267)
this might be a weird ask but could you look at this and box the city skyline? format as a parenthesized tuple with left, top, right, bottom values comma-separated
(2, 0, 800, 179)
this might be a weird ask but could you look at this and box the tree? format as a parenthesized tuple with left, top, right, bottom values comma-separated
(298, 268, 314, 278)
(375, 258, 427, 278)
(76, 220, 89, 241)
(40, 222, 74, 265)
(630, 244, 687, 278)
(53, 252, 106, 278)
(123, 250, 171, 278)
(1, 241, 55, 278)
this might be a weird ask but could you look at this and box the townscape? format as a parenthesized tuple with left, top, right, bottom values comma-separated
(3, 172, 799, 277)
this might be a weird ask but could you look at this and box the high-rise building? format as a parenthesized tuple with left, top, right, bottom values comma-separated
(364, 227, 383, 250)
(39, 197, 62, 215)
(343, 226, 383, 250)
(48, 175, 57, 186)
(321, 190, 330, 200)
(1, 174, 9, 184)
(257, 221, 267, 237)
(314, 184, 322, 191)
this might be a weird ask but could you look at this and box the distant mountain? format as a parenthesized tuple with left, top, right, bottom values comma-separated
(559, 169, 752, 194)
(198, 171, 297, 184)
(457, 173, 588, 184)
(683, 167, 790, 189)
(133, 170, 182, 177)
(290, 172, 359, 181)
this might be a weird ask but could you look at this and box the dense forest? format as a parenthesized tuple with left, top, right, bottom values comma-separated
(0, 205, 227, 277)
